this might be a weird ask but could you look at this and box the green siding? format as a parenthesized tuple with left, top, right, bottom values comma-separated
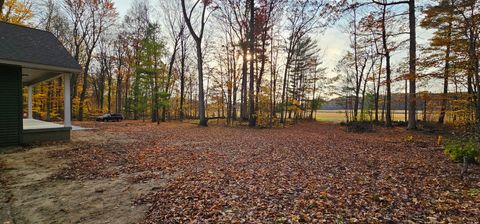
(0, 64, 22, 147)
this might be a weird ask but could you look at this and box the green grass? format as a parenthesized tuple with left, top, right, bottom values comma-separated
(313, 110, 424, 123)
(314, 110, 346, 122)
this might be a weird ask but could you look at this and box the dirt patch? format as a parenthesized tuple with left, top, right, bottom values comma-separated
(0, 129, 163, 224)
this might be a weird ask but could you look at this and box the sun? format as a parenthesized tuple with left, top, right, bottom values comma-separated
(246, 53, 252, 61)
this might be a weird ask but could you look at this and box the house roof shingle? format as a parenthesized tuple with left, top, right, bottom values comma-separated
(0, 22, 81, 72)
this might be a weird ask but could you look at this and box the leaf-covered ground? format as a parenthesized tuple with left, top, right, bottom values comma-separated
(23, 121, 480, 222)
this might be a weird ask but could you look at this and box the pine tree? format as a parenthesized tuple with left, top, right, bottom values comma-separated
(133, 24, 167, 122)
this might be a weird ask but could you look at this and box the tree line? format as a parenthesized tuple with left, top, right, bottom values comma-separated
(1, 0, 479, 129)
(335, 0, 479, 129)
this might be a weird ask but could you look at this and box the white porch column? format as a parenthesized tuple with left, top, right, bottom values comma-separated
(27, 85, 33, 119)
(64, 74, 72, 128)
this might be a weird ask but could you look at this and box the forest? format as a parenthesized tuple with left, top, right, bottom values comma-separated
(0, 0, 478, 129)
(1, 0, 480, 223)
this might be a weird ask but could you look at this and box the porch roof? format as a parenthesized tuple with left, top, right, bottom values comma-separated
(0, 22, 81, 86)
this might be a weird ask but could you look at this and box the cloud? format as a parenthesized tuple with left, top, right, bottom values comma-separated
(316, 27, 349, 78)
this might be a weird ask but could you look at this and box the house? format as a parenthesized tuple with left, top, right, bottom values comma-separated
(0, 22, 81, 147)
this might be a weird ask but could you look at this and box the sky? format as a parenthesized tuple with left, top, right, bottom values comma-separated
(111, 0, 437, 94)
(113, 0, 130, 16)
(112, 0, 351, 78)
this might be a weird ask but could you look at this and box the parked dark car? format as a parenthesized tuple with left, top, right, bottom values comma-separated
(96, 113, 124, 122)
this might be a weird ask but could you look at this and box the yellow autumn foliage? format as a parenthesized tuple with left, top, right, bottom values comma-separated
(0, 0, 33, 25)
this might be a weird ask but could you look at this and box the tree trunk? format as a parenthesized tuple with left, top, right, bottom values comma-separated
(154, 69, 159, 124)
(241, 47, 248, 121)
(107, 73, 112, 113)
(375, 57, 383, 122)
(439, 32, 451, 124)
(475, 56, 480, 123)
(423, 98, 427, 121)
(70, 43, 82, 119)
(227, 54, 233, 125)
(360, 70, 370, 121)
(310, 69, 317, 120)
(281, 68, 288, 125)
(124, 75, 130, 119)
(248, 0, 256, 127)
(179, 38, 186, 121)
(385, 53, 392, 127)
(46, 81, 53, 121)
(407, 0, 417, 129)
(470, 27, 480, 122)
(381, 4, 392, 127)
(270, 52, 275, 127)
(116, 75, 122, 113)
(405, 79, 408, 122)
(163, 40, 179, 122)
(78, 55, 92, 121)
(196, 41, 208, 126)
(232, 54, 238, 122)
(180, 0, 208, 126)
(352, 6, 359, 121)
(382, 91, 386, 122)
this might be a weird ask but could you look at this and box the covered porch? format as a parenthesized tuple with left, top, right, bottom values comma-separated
(22, 71, 74, 144)
(0, 22, 81, 146)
